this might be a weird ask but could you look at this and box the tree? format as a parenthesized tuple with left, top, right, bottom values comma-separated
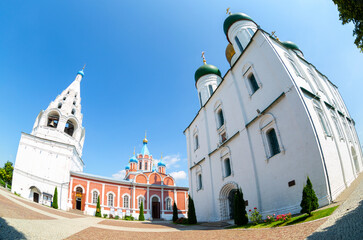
(187, 195, 197, 224)
(173, 202, 178, 222)
(95, 196, 102, 217)
(0, 161, 14, 187)
(234, 187, 248, 226)
(300, 177, 319, 216)
(52, 187, 58, 209)
(332, 0, 363, 51)
(139, 201, 145, 221)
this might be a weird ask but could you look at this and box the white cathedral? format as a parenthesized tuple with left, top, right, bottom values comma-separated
(12, 69, 86, 210)
(184, 12, 363, 222)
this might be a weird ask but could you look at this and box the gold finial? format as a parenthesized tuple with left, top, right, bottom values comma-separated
(143, 131, 148, 143)
(226, 7, 231, 15)
(160, 152, 163, 159)
(201, 51, 207, 64)
(271, 31, 279, 41)
(133, 147, 135, 155)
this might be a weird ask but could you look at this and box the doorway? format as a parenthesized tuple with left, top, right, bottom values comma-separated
(33, 192, 39, 203)
(228, 189, 237, 219)
(75, 187, 83, 210)
(152, 196, 160, 219)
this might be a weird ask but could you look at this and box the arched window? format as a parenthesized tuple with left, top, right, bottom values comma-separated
(47, 112, 59, 128)
(266, 128, 280, 156)
(313, 101, 331, 136)
(194, 134, 199, 150)
(139, 162, 142, 169)
(330, 110, 343, 140)
(286, 54, 302, 78)
(71, 109, 76, 115)
(123, 195, 129, 208)
(248, 73, 259, 94)
(217, 109, 224, 128)
(144, 162, 148, 170)
(198, 92, 202, 107)
(235, 36, 244, 52)
(165, 198, 172, 210)
(92, 191, 98, 204)
(138, 197, 144, 208)
(107, 193, 114, 207)
(197, 173, 203, 190)
(58, 103, 62, 109)
(224, 158, 232, 177)
(208, 85, 214, 96)
(64, 120, 76, 136)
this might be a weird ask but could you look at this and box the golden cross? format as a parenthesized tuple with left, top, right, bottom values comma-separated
(226, 7, 231, 15)
(271, 31, 279, 41)
(201, 51, 206, 64)
(82, 64, 86, 70)
(133, 147, 135, 155)
(160, 152, 163, 159)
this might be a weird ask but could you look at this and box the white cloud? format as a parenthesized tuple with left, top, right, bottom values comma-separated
(170, 171, 187, 180)
(162, 154, 181, 169)
(112, 170, 126, 180)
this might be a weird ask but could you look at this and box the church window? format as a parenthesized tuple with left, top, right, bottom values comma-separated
(58, 103, 62, 109)
(224, 158, 232, 177)
(330, 110, 343, 140)
(208, 85, 214, 96)
(63, 97, 66, 101)
(217, 109, 224, 128)
(47, 112, 59, 128)
(198, 92, 202, 107)
(286, 55, 303, 78)
(144, 162, 148, 170)
(247, 28, 255, 36)
(197, 173, 203, 190)
(107, 193, 114, 207)
(123, 195, 129, 208)
(308, 69, 323, 91)
(248, 73, 259, 94)
(92, 191, 98, 204)
(235, 36, 244, 53)
(71, 109, 76, 115)
(266, 128, 280, 156)
(313, 101, 331, 137)
(194, 134, 199, 150)
(341, 116, 352, 142)
(139, 162, 142, 169)
(73, 101, 76, 106)
(165, 198, 172, 210)
(138, 197, 144, 208)
(64, 120, 76, 136)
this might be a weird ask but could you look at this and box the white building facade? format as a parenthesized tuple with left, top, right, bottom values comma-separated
(184, 12, 363, 222)
(12, 69, 86, 210)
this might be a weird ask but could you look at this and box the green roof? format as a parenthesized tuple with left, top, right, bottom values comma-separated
(281, 41, 300, 51)
(223, 13, 254, 35)
(194, 64, 221, 83)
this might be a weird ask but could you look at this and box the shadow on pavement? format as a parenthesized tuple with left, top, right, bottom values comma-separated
(0, 217, 26, 240)
(307, 200, 363, 240)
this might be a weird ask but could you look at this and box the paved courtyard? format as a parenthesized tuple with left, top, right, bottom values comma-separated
(0, 174, 362, 240)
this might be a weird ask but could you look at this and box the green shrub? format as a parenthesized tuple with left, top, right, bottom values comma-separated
(187, 195, 197, 224)
(123, 215, 134, 221)
(52, 187, 58, 209)
(175, 217, 188, 224)
(95, 196, 102, 217)
(115, 215, 120, 220)
(234, 187, 248, 226)
(103, 214, 108, 218)
(139, 202, 145, 221)
(300, 177, 319, 216)
(249, 207, 262, 225)
(172, 202, 178, 223)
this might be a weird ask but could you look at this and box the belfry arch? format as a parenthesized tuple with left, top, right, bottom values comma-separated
(219, 181, 238, 220)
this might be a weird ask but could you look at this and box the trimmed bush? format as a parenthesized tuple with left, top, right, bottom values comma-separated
(95, 196, 102, 217)
(139, 201, 145, 221)
(300, 177, 319, 216)
(103, 214, 108, 218)
(52, 187, 58, 209)
(187, 195, 197, 224)
(173, 202, 178, 223)
(234, 187, 248, 226)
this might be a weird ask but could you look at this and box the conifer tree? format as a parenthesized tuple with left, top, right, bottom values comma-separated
(139, 201, 145, 221)
(234, 187, 248, 226)
(187, 195, 197, 224)
(300, 177, 319, 216)
(52, 187, 58, 209)
(173, 202, 178, 222)
(95, 196, 102, 217)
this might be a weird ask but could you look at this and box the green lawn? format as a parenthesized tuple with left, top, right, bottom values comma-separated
(228, 205, 339, 229)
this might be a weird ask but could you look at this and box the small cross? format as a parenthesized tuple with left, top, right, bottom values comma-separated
(201, 51, 206, 64)
(271, 31, 279, 41)
(82, 64, 86, 70)
(226, 7, 231, 15)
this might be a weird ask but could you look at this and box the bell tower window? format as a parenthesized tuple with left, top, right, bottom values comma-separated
(47, 112, 59, 128)
(64, 120, 76, 136)
(57, 103, 62, 109)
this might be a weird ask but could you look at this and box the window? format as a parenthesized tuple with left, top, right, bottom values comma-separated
(123, 195, 129, 208)
(92, 191, 98, 204)
(198, 92, 202, 107)
(139, 162, 142, 169)
(165, 198, 172, 210)
(248, 73, 259, 94)
(58, 103, 62, 109)
(107, 193, 114, 207)
(64, 120, 75, 136)
(197, 173, 203, 190)
(63, 97, 66, 101)
(47, 112, 59, 128)
(330, 110, 343, 140)
(144, 162, 147, 170)
(341, 117, 353, 142)
(71, 109, 76, 115)
(235, 36, 244, 52)
(217, 109, 224, 128)
(286, 55, 302, 78)
(308, 70, 323, 91)
(314, 101, 331, 136)
(266, 128, 280, 156)
(208, 85, 214, 96)
(224, 158, 231, 177)
(194, 134, 199, 150)
(73, 101, 76, 106)
(247, 28, 255, 36)
(138, 197, 144, 208)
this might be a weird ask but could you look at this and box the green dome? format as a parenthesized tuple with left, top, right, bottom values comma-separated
(223, 13, 254, 35)
(195, 64, 222, 83)
(281, 41, 300, 51)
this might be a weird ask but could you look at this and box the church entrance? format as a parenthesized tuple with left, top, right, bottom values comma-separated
(228, 189, 237, 219)
(33, 192, 39, 203)
(75, 187, 83, 210)
(152, 196, 160, 219)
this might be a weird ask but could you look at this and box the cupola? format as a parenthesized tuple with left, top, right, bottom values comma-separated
(281, 41, 304, 58)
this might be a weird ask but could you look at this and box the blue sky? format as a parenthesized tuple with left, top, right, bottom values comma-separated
(0, 1, 362, 187)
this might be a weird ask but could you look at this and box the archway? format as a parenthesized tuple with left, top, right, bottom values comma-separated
(151, 196, 160, 219)
(30, 186, 41, 203)
(219, 182, 238, 220)
(75, 187, 83, 210)
(352, 147, 360, 174)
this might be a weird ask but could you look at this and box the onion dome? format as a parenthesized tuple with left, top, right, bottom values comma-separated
(129, 155, 138, 163)
(158, 160, 166, 167)
(77, 69, 84, 77)
(195, 64, 222, 83)
(143, 137, 148, 144)
(225, 43, 236, 65)
(223, 13, 254, 36)
(125, 165, 130, 170)
(281, 41, 300, 51)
